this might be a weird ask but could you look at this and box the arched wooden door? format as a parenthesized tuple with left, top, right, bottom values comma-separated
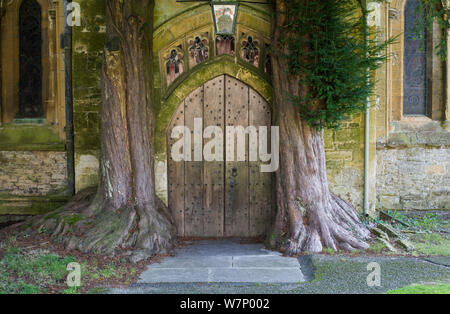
(167, 75, 273, 238)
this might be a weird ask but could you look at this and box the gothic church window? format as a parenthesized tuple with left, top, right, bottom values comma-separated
(403, 0, 428, 116)
(18, 0, 43, 118)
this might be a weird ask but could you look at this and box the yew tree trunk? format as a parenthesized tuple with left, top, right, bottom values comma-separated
(29, 0, 175, 258)
(267, 0, 370, 254)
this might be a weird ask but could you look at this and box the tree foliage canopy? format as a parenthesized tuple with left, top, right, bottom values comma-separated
(414, 0, 450, 59)
(278, 0, 390, 129)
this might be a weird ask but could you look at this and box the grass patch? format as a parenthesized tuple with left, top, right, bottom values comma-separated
(410, 233, 450, 256)
(386, 284, 450, 294)
(386, 211, 445, 231)
(382, 210, 449, 256)
(368, 240, 387, 254)
(322, 247, 335, 255)
(0, 247, 75, 294)
(0, 233, 150, 294)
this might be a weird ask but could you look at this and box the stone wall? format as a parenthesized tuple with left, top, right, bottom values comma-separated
(377, 147, 449, 210)
(0, 151, 67, 196)
(325, 114, 368, 212)
(72, 0, 105, 191)
(376, 120, 450, 210)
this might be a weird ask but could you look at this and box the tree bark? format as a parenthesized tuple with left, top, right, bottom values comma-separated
(29, 0, 175, 259)
(267, 0, 371, 254)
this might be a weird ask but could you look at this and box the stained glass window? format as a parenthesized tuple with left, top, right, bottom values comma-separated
(18, 0, 43, 118)
(403, 0, 428, 115)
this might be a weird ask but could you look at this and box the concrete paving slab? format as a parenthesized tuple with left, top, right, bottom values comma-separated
(176, 243, 276, 257)
(138, 240, 305, 284)
(210, 268, 304, 283)
(233, 255, 300, 268)
(148, 256, 232, 269)
(138, 268, 210, 283)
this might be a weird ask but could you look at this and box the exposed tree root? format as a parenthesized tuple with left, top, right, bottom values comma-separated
(24, 188, 176, 262)
(269, 191, 371, 255)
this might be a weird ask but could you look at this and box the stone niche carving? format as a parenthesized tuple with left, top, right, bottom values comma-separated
(164, 45, 184, 87)
(216, 35, 235, 56)
(188, 34, 209, 68)
(241, 35, 259, 67)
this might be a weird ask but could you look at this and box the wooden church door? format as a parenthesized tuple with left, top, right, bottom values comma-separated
(167, 75, 273, 238)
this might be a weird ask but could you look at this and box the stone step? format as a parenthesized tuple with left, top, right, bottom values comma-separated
(138, 241, 305, 284)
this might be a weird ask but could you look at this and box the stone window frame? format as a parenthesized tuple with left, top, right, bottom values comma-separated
(388, 0, 445, 123)
(0, 0, 66, 139)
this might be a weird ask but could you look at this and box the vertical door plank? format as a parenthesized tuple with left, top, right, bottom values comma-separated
(249, 89, 273, 237)
(203, 75, 225, 237)
(167, 101, 185, 236)
(184, 86, 204, 237)
(225, 75, 250, 237)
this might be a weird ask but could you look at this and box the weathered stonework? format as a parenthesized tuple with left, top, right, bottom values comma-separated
(376, 119, 450, 210)
(72, 0, 105, 191)
(0, 151, 67, 196)
(1, 0, 448, 218)
(325, 114, 368, 212)
(155, 157, 168, 204)
(377, 147, 450, 210)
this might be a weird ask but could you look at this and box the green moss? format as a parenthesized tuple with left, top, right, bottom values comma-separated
(0, 192, 70, 215)
(45, 212, 59, 220)
(0, 124, 64, 151)
(64, 214, 82, 226)
(72, 0, 105, 159)
(368, 240, 388, 253)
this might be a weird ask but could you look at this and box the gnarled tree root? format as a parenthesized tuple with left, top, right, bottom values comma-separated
(269, 193, 372, 255)
(24, 188, 176, 262)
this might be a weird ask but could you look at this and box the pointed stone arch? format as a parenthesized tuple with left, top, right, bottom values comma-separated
(155, 57, 272, 155)
(154, 58, 272, 207)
